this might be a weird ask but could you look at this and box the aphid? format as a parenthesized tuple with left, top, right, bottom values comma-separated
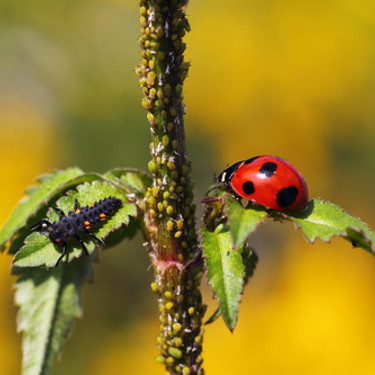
(31, 197, 122, 266)
(218, 155, 308, 211)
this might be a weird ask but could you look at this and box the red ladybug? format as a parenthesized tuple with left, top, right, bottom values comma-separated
(218, 155, 308, 211)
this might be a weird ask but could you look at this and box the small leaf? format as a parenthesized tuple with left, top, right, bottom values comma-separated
(201, 226, 245, 331)
(0, 168, 106, 249)
(203, 245, 258, 326)
(14, 258, 93, 375)
(104, 168, 151, 196)
(13, 233, 62, 268)
(14, 181, 138, 268)
(225, 195, 267, 248)
(290, 199, 375, 253)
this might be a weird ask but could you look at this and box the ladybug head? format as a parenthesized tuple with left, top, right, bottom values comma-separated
(218, 160, 244, 184)
(30, 219, 52, 233)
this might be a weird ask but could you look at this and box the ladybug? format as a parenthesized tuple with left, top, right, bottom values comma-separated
(218, 155, 308, 211)
(31, 197, 122, 266)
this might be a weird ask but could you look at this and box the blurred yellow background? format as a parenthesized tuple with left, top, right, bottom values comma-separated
(1, 0, 375, 374)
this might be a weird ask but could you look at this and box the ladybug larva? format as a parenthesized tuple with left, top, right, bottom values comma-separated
(31, 197, 122, 266)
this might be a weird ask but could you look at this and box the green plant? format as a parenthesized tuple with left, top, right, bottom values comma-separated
(1, 1, 374, 375)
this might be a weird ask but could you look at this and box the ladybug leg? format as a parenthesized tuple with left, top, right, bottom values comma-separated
(51, 205, 66, 219)
(75, 235, 89, 257)
(55, 241, 67, 267)
(85, 231, 105, 247)
(74, 199, 80, 211)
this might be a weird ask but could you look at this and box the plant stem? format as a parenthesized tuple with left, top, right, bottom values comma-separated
(137, 1, 205, 374)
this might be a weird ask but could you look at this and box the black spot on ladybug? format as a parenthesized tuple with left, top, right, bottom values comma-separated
(31, 197, 122, 267)
(277, 186, 298, 207)
(242, 181, 255, 195)
(259, 162, 277, 177)
(244, 156, 259, 165)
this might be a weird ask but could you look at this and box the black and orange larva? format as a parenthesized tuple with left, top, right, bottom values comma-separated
(31, 197, 122, 267)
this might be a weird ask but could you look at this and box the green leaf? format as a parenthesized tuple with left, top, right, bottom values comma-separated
(0, 168, 105, 250)
(14, 181, 138, 268)
(201, 226, 245, 331)
(203, 245, 258, 326)
(225, 195, 267, 248)
(290, 199, 375, 253)
(14, 257, 93, 375)
(104, 168, 151, 196)
(13, 233, 60, 268)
